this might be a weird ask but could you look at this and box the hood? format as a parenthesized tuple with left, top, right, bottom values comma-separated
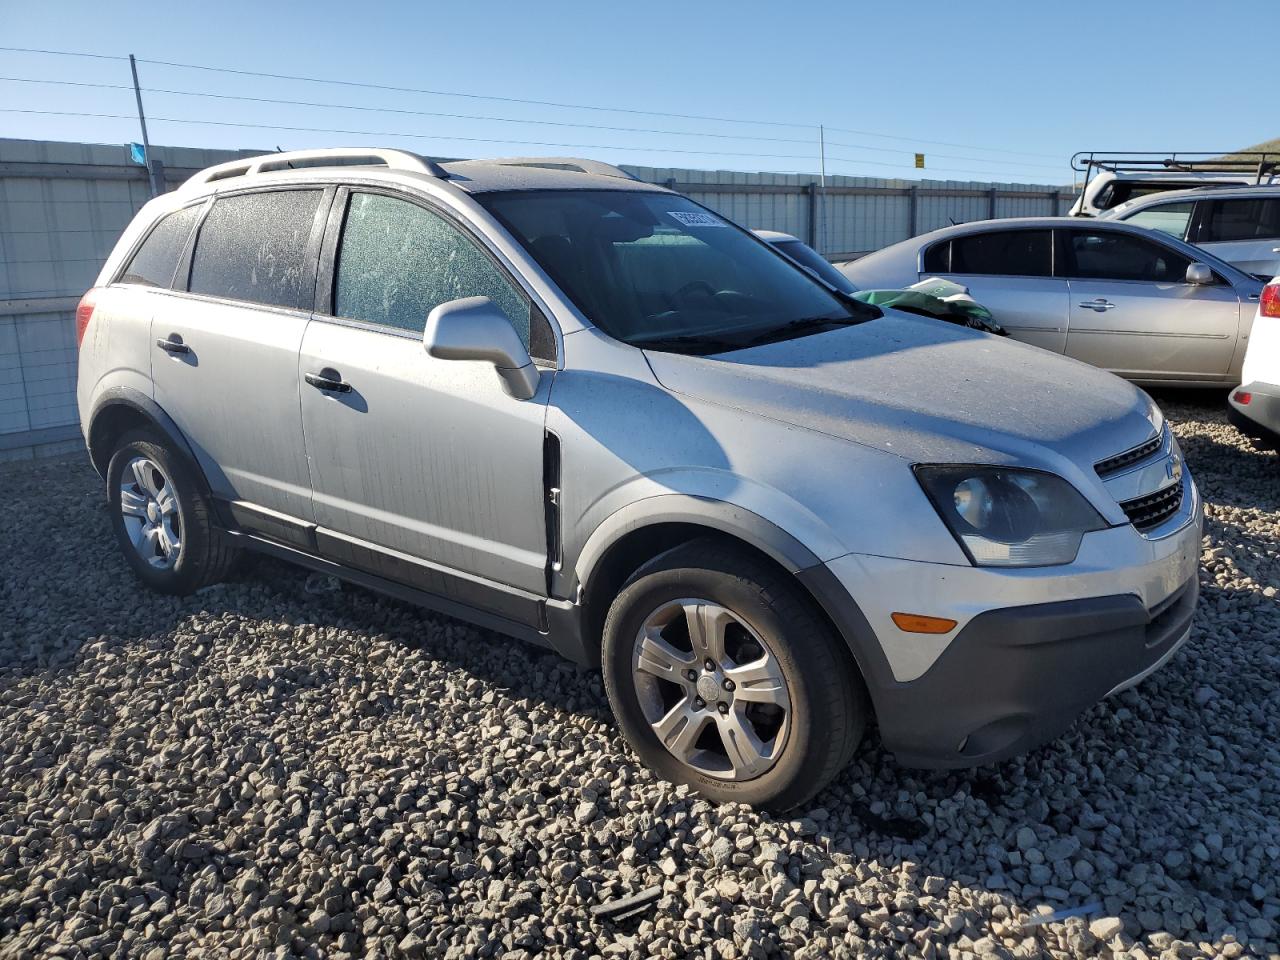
(644, 312, 1158, 472)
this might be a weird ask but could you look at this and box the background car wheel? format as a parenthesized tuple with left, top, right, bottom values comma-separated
(106, 429, 238, 595)
(602, 538, 867, 809)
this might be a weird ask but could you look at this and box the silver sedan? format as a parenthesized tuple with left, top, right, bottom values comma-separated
(841, 217, 1264, 387)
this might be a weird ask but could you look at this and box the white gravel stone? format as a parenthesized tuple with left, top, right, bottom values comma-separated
(0, 394, 1277, 958)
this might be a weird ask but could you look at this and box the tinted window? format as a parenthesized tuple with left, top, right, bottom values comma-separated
(334, 192, 533, 348)
(1064, 230, 1192, 282)
(1123, 201, 1194, 239)
(1203, 198, 1280, 242)
(773, 239, 857, 294)
(922, 240, 950, 272)
(120, 205, 201, 288)
(188, 190, 321, 309)
(950, 230, 1051, 277)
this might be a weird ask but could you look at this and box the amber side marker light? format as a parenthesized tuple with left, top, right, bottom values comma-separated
(891, 612, 958, 634)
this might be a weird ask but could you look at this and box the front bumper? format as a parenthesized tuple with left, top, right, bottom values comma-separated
(812, 473, 1203, 768)
(1228, 381, 1280, 449)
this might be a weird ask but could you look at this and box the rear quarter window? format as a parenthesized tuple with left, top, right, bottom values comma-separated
(188, 190, 322, 309)
(118, 205, 202, 288)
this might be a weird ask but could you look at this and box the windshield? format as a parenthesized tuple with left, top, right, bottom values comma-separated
(478, 190, 876, 353)
(772, 239, 859, 295)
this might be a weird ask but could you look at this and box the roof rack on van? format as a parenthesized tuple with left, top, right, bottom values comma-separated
(488, 157, 639, 181)
(180, 148, 448, 191)
(1071, 151, 1278, 180)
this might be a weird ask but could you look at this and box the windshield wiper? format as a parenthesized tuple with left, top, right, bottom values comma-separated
(630, 333, 749, 355)
(744, 315, 865, 346)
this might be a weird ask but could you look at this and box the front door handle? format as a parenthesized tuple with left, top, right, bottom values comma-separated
(305, 368, 352, 393)
(1078, 299, 1116, 312)
(155, 334, 190, 354)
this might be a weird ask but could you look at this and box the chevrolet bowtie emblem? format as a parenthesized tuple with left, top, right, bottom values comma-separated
(1166, 455, 1183, 482)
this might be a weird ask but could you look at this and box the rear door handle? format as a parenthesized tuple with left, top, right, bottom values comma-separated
(155, 334, 190, 354)
(1078, 299, 1116, 312)
(305, 368, 352, 393)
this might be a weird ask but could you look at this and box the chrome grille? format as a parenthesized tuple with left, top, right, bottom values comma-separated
(1095, 431, 1162, 478)
(1119, 482, 1183, 531)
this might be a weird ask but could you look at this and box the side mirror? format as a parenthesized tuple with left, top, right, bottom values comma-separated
(424, 296, 539, 400)
(1186, 262, 1214, 285)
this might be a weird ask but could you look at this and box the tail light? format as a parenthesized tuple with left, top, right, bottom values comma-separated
(75, 288, 100, 348)
(1261, 282, 1280, 319)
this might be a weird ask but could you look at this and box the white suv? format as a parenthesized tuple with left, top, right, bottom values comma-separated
(1100, 185, 1280, 279)
(77, 148, 1202, 807)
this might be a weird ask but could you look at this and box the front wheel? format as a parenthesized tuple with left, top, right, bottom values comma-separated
(601, 539, 867, 809)
(106, 429, 238, 595)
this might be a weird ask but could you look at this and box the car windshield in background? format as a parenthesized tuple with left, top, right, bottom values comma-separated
(773, 239, 859, 295)
(479, 190, 876, 353)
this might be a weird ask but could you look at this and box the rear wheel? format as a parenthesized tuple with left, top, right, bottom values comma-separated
(602, 539, 866, 809)
(106, 429, 238, 594)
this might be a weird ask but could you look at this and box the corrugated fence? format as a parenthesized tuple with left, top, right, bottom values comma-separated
(0, 137, 1074, 459)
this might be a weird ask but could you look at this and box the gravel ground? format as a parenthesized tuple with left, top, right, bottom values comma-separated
(1, 394, 1278, 960)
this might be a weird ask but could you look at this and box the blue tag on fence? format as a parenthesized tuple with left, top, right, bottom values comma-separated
(129, 142, 147, 165)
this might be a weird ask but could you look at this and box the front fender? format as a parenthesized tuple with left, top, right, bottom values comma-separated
(570, 489, 829, 595)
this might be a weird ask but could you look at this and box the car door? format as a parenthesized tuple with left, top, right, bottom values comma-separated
(1194, 197, 1280, 277)
(1060, 226, 1241, 381)
(150, 187, 329, 528)
(923, 228, 1068, 352)
(299, 187, 554, 615)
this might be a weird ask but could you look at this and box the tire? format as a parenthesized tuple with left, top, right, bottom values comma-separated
(601, 538, 867, 809)
(106, 429, 238, 595)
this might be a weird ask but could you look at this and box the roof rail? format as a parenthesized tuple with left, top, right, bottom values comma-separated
(488, 156, 639, 181)
(1071, 151, 1278, 181)
(180, 148, 447, 191)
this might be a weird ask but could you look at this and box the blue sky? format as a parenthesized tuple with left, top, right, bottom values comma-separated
(1, 0, 1270, 186)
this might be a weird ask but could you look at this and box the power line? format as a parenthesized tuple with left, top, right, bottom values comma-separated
(0, 108, 1060, 181)
(826, 126, 1062, 160)
(0, 45, 1070, 164)
(0, 76, 1068, 175)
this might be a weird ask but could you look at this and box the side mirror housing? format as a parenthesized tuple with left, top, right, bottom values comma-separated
(424, 296, 539, 400)
(1186, 262, 1214, 285)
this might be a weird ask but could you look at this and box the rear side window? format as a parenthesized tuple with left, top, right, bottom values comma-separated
(1202, 198, 1280, 242)
(1063, 230, 1192, 282)
(188, 190, 322, 309)
(334, 192, 533, 346)
(119, 205, 201, 288)
(1122, 201, 1194, 239)
(950, 230, 1052, 277)
(922, 240, 950, 272)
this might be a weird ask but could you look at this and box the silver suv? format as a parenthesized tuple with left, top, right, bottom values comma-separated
(77, 148, 1203, 808)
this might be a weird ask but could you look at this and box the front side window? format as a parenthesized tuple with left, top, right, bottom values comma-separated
(1063, 230, 1192, 282)
(949, 230, 1052, 277)
(188, 190, 322, 309)
(119, 204, 201, 288)
(479, 190, 872, 353)
(334, 192, 533, 349)
(1203, 198, 1280, 242)
(1122, 201, 1195, 239)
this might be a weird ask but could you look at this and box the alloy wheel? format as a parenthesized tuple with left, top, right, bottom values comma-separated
(631, 598, 791, 781)
(118, 456, 183, 570)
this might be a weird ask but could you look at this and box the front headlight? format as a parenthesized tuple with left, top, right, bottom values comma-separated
(914, 465, 1108, 567)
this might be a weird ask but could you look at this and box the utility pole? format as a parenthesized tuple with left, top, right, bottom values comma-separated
(129, 54, 163, 197)
(817, 124, 827, 255)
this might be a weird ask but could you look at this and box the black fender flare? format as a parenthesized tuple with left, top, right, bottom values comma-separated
(87, 387, 212, 499)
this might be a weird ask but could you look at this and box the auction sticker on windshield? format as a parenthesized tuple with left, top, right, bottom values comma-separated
(668, 211, 727, 228)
